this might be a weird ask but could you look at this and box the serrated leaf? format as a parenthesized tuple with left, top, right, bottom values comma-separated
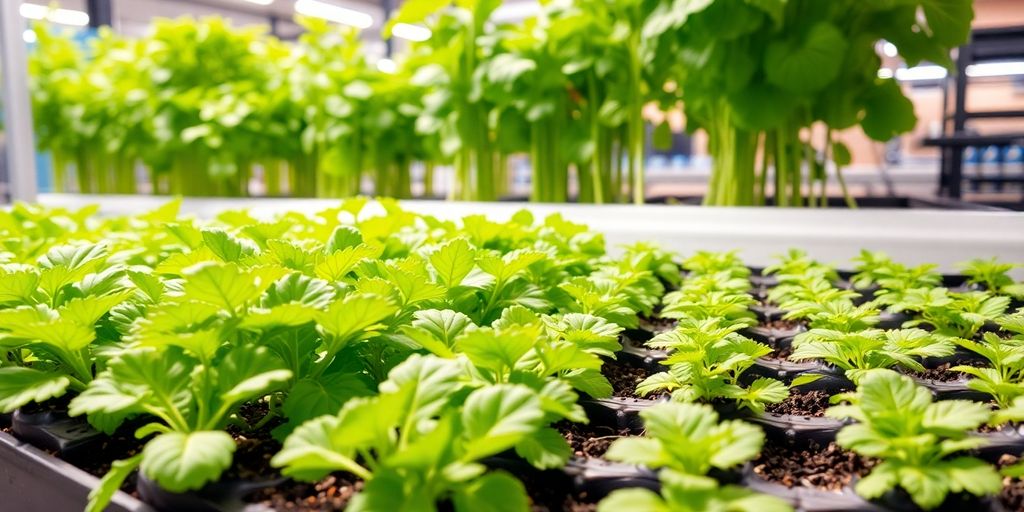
(514, 426, 571, 469)
(86, 454, 142, 512)
(461, 384, 545, 460)
(431, 238, 476, 288)
(140, 431, 236, 493)
(0, 367, 71, 412)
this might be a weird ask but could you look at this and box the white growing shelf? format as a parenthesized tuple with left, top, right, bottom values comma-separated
(39, 193, 1024, 277)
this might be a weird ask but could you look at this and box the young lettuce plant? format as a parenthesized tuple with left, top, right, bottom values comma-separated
(598, 402, 791, 512)
(790, 328, 954, 380)
(896, 289, 1010, 339)
(827, 369, 1000, 509)
(783, 298, 880, 332)
(271, 354, 543, 511)
(959, 258, 1024, 300)
(638, 318, 788, 413)
(0, 243, 136, 413)
(951, 332, 1024, 409)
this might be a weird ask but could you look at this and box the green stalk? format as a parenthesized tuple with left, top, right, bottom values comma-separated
(423, 162, 435, 198)
(774, 129, 788, 207)
(266, 160, 281, 197)
(627, 10, 645, 205)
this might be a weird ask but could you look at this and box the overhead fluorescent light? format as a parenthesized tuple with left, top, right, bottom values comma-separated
(881, 41, 898, 58)
(23, 29, 37, 43)
(376, 58, 396, 74)
(492, 1, 540, 22)
(391, 22, 430, 42)
(295, 0, 373, 29)
(20, 3, 90, 26)
(877, 68, 894, 79)
(966, 61, 1024, 78)
(241, 0, 275, 4)
(894, 65, 947, 81)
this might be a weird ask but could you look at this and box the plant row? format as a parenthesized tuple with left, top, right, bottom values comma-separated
(615, 248, 1024, 510)
(1, 200, 1022, 511)
(30, 0, 973, 204)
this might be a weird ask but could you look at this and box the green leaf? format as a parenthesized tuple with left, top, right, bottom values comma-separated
(861, 79, 917, 141)
(379, 354, 463, 424)
(461, 384, 545, 460)
(605, 436, 669, 468)
(282, 373, 373, 427)
(86, 454, 142, 512)
(942, 456, 1002, 497)
(315, 244, 382, 281)
(316, 293, 398, 349)
(201, 229, 257, 262)
(431, 238, 476, 288)
(855, 461, 899, 499)
(453, 471, 530, 512)
(922, 400, 991, 434)
(456, 327, 534, 374)
(141, 431, 236, 493)
(325, 225, 363, 253)
(653, 121, 673, 151)
(764, 22, 848, 94)
(514, 426, 571, 469)
(0, 367, 71, 413)
(921, 0, 974, 47)
(217, 346, 292, 407)
(0, 267, 39, 305)
(596, 488, 669, 512)
(182, 262, 263, 312)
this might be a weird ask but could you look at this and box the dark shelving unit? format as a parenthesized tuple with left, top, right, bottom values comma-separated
(924, 26, 1024, 201)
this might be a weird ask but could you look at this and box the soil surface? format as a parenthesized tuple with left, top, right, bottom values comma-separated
(603, 359, 665, 400)
(556, 421, 630, 460)
(638, 315, 676, 335)
(999, 454, 1024, 512)
(760, 319, 803, 331)
(899, 360, 984, 383)
(752, 441, 876, 491)
(247, 473, 363, 511)
(764, 389, 834, 417)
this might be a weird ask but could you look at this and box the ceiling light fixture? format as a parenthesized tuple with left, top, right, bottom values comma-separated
(294, 0, 373, 29)
(20, 3, 90, 26)
(391, 22, 431, 42)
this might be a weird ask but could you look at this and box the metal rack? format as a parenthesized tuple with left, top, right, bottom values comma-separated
(924, 26, 1024, 200)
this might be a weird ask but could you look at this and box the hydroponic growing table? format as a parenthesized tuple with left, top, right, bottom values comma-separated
(1, 195, 1022, 512)
(39, 194, 1024, 275)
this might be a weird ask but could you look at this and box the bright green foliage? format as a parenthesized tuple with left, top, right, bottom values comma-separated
(600, 402, 791, 512)
(643, 0, 973, 206)
(952, 332, 1024, 409)
(790, 328, 954, 378)
(639, 319, 787, 412)
(0, 199, 672, 512)
(959, 258, 1024, 299)
(894, 289, 1010, 339)
(272, 355, 540, 511)
(827, 369, 1000, 509)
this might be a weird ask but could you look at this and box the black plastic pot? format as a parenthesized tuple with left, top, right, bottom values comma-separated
(751, 304, 788, 323)
(973, 426, 1024, 464)
(11, 403, 104, 462)
(876, 311, 911, 330)
(909, 375, 989, 401)
(0, 411, 12, 429)
(579, 397, 660, 432)
(562, 457, 661, 501)
(749, 357, 827, 382)
(136, 474, 280, 512)
(742, 324, 806, 346)
(743, 465, 1007, 512)
(920, 347, 989, 369)
(0, 431, 152, 512)
(617, 338, 667, 374)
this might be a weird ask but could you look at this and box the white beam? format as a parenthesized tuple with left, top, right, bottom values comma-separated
(0, 1, 38, 203)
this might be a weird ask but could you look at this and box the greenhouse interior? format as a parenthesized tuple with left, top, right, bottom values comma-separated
(1, 0, 1024, 511)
